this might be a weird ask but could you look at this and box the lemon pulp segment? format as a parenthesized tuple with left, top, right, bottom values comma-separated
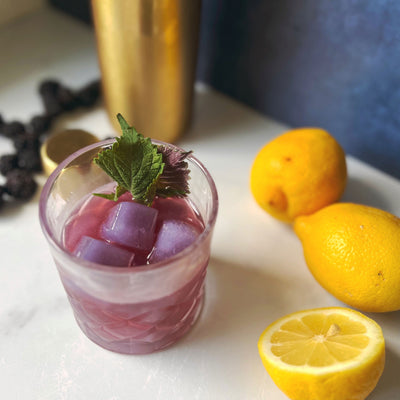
(270, 312, 370, 367)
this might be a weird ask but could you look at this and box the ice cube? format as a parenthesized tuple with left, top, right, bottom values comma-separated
(101, 201, 158, 252)
(152, 197, 191, 222)
(149, 220, 200, 263)
(64, 195, 115, 252)
(73, 236, 135, 267)
(64, 212, 101, 251)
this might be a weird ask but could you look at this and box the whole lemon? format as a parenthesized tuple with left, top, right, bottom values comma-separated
(294, 203, 400, 312)
(250, 128, 347, 222)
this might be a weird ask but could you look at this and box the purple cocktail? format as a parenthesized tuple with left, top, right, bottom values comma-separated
(39, 138, 218, 354)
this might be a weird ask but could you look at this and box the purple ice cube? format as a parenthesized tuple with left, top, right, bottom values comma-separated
(101, 201, 158, 252)
(73, 236, 135, 267)
(149, 220, 200, 263)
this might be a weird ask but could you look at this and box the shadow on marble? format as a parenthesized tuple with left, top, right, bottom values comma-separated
(1, 199, 28, 217)
(342, 176, 390, 211)
(366, 308, 400, 398)
(185, 256, 296, 347)
(370, 309, 400, 332)
(181, 256, 400, 400)
(370, 346, 400, 399)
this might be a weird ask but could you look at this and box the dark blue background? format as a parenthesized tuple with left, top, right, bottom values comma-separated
(197, 0, 400, 179)
(51, 0, 400, 179)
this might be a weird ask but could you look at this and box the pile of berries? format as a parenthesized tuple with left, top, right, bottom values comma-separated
(0, 79, 101, 210)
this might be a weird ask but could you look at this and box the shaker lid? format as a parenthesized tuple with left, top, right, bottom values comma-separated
(40, 129, 99, 176)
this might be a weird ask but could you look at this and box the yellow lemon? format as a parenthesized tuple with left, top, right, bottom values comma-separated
(250, 128, 347, 222)
(294, 203, 400, 312)
(258, 307, 385, 400)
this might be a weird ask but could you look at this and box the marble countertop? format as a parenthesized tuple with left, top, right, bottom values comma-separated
(1, 6, 399, 400)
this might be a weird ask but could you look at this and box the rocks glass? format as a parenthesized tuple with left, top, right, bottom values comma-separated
(39, 139, 218, 354)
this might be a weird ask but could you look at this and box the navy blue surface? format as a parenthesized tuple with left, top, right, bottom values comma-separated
(197, 0, 400, 179)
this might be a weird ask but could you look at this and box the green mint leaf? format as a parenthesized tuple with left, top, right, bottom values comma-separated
(93, 114, 164, 205)
(93, 185, 127, 201)
(93, 192, 118, 201)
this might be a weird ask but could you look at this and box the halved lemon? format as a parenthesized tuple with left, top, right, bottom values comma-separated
(258, 307, 385, 400)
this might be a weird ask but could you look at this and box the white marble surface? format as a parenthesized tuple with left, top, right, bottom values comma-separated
(1, 6, 400, 400)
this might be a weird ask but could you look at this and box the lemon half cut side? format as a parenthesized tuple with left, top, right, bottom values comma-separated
(258, 307, 385, 400)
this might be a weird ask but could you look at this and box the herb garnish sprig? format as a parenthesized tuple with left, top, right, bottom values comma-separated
(93, 114, 191, 206)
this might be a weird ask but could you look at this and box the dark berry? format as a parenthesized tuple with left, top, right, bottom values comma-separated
(28, 115, 52, 136)
(17, 148, 42, 172)
(39, 80, 60, 96)
(5, 170, 37, 200)
(12, 132, 40, 152)
(57, 85, 79, 111)
(39, 79, 80, 115)
(0, 121, 25, 139)
(0, 154, 18, 176)
(0, 186, 5, 210)
(76, 80, 101, 107)
(12, 133, 26, 151)
(39, 80, 64, 117)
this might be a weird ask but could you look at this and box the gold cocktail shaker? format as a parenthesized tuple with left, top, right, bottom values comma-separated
(91, 0, 201, 142)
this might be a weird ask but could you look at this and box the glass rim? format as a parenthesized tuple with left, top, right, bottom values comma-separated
(39, 138, 219, 274)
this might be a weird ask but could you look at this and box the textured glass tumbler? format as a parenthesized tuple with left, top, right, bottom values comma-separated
(39, 139, 218, 354)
